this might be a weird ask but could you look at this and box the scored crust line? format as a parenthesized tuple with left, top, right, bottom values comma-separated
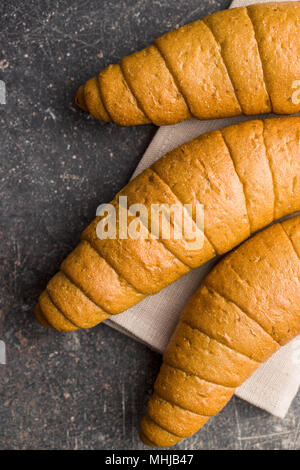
(45, 287, 80, 329)
(119, 62, 152, 123)
(95, 74, 113, 121)
(59, 267, 111, 317)
(204, 283, 281, 347)
(82, 236, 147, 296)
(181, 319, 261, 364)
(220, 130, 252, 233)
(152, 42, 193, 118)
(245, 7, 273, 110)
(163, 360, 236, 390)
(153, 390, 213, 418)
(262, 119, 277, 221)
(202, 19, 243, 114)
(150, 166, 218, 255)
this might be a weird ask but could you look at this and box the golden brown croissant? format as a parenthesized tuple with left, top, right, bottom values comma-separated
(74, 2, 300, 126)
(35, 117, 300, 331)
(140, 214, 300, 447)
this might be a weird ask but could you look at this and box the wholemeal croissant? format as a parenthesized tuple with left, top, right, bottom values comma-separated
(34, 117, 300, 331)
(74, 2, 300, 126)
(140, 215, 300, 447)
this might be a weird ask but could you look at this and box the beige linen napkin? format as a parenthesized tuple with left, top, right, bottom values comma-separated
(106, 0, 300, 418)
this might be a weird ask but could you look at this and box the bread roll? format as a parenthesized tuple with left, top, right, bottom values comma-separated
(75, 2, 300, 125)
(35, 117, 300, 331)
(140, 215, 300, 446)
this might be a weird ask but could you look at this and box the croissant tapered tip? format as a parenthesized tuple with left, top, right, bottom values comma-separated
(139, 430, 156, 447)
(75, 79, 111, 122)
(34, 304, 53, 329)
(74, 85, 88, 112)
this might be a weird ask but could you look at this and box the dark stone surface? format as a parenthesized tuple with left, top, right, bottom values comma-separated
(0, 0, 299, 450)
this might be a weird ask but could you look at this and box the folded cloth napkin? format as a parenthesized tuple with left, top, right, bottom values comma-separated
(106, 0, 300, 419)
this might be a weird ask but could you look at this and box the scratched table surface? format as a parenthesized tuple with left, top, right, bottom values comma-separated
(0, 0, 299, 450)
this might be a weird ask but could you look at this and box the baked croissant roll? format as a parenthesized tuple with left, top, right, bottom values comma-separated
(74, 2, 300, 126)
(140, 214, 300, 447)
(35, 117, 300, 331)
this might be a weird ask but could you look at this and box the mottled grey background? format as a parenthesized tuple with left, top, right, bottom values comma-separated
(0, 0, 299, 450)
